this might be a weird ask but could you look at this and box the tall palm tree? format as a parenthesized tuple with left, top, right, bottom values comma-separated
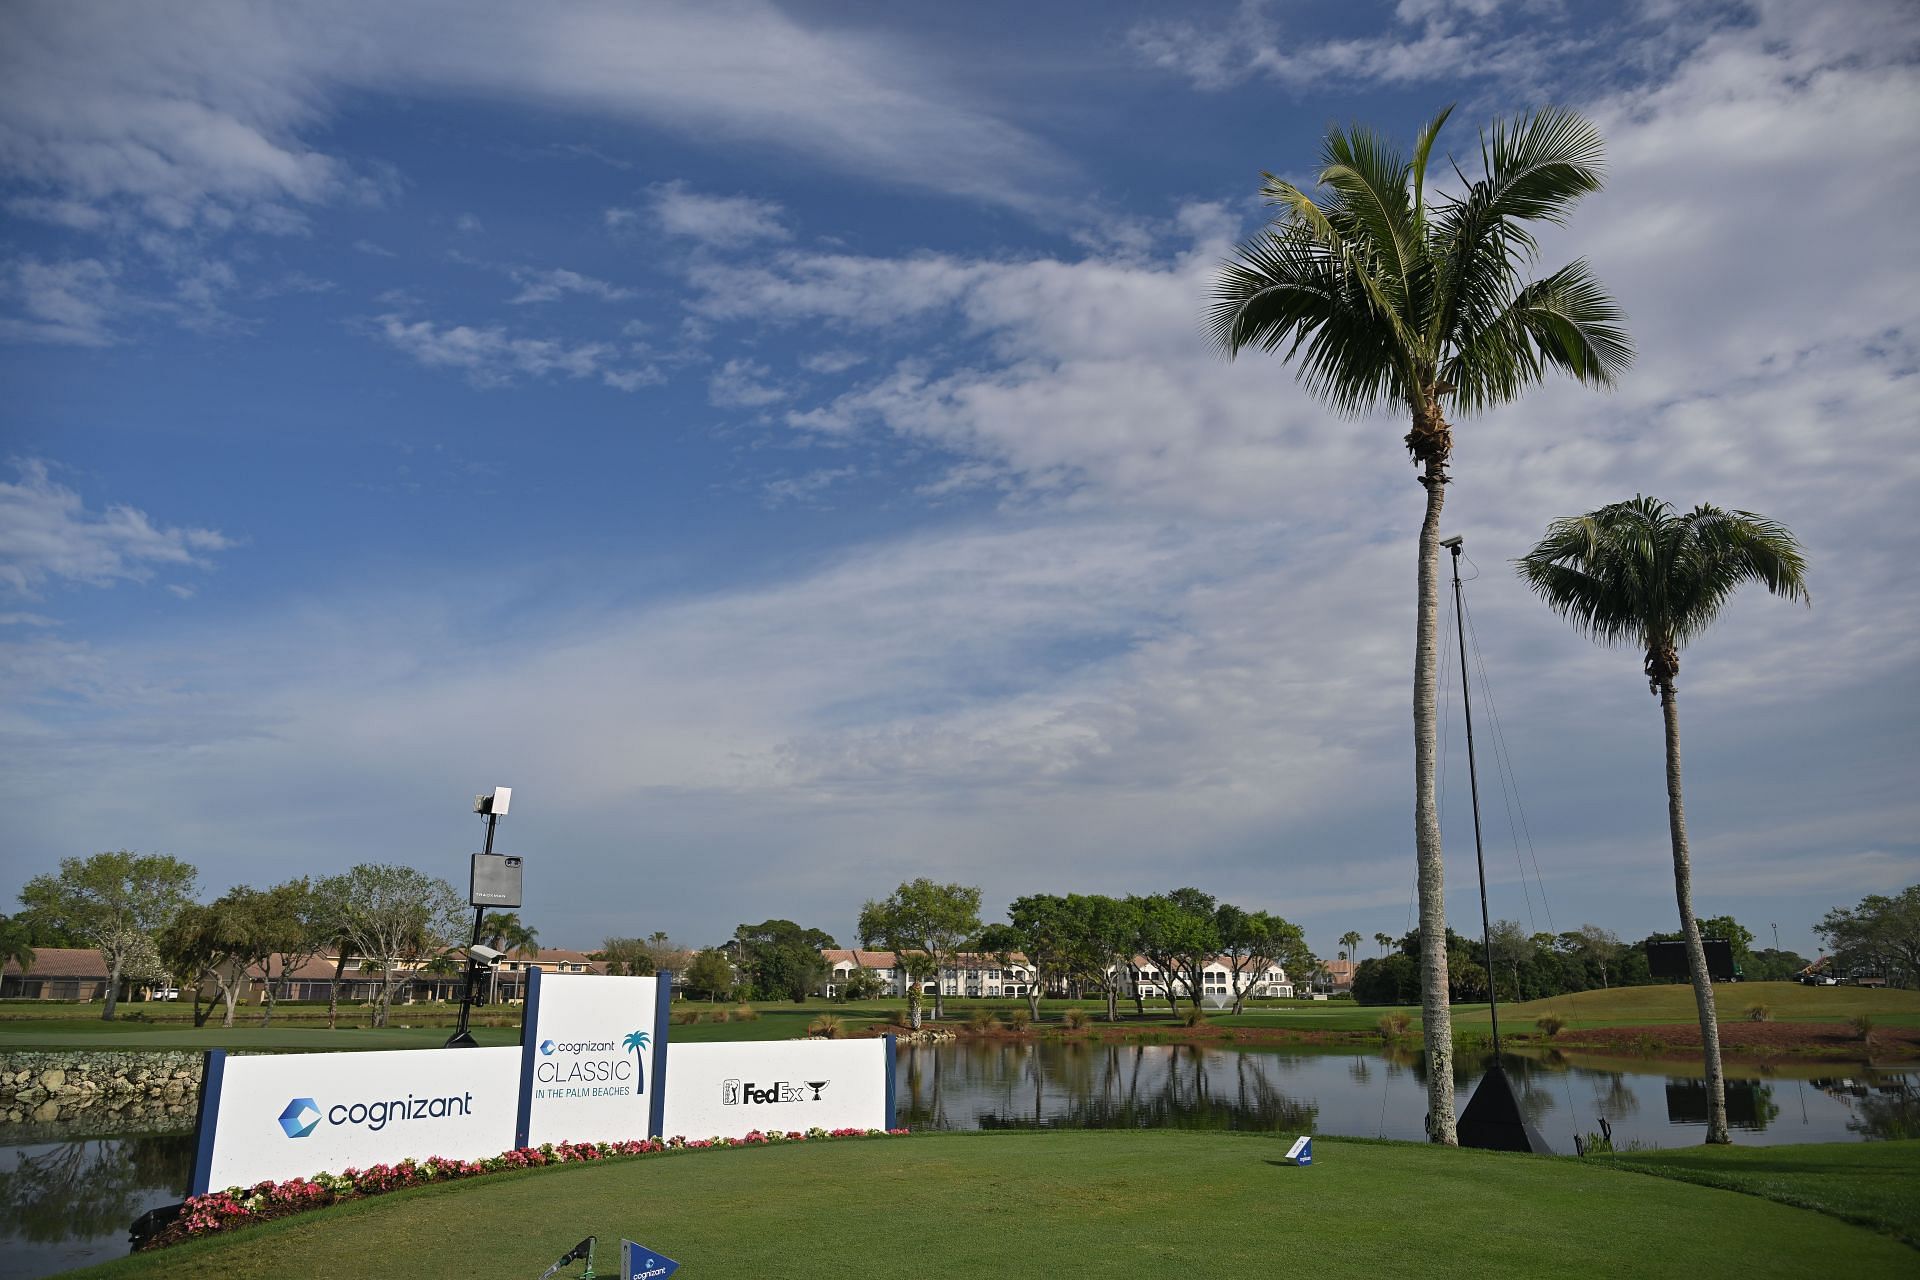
(1340, 931, 1363, 968)
(1374, 931, 1394, 957)
(1517, 496, 1808, 1144)
(1209, 106, 1631, 1142)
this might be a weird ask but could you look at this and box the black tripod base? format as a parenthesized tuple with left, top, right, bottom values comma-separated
(443, 1028, 479, 1049)
(1458, 1063, 1553, 1153)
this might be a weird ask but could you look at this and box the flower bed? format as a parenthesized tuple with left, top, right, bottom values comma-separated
(149, 1127, 910, 1251)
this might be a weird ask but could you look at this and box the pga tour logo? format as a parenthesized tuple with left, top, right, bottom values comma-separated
(722, 1078, 829, 1105)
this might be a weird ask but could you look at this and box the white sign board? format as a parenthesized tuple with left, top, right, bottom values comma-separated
(661, 1039, 893, 1141)
(518, 971, 669, 1147)
(192, 1046, 520, 1194)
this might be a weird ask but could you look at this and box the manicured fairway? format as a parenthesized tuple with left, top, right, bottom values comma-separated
(1472, 981, 1920, 1029)
(66, 1133, 1919, 1279)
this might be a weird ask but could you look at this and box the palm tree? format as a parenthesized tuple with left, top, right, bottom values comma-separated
(623, 1028, 651, 1097)
(1375, 931, 1394, 957)
(1518, 496, 1808, 1144)
(481, 912, 538, 1004)
(1340, 931, 1363, 968)
(1209, 106, 1631, 1142)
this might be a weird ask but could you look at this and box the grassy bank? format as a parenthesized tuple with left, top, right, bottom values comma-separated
(67, 1132, 1920, 1279)
(4, 983, 1913, 1054)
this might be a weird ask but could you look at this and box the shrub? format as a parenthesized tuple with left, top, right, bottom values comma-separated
(1851, 1014, 1875, 1043)
(888, 1008, 914, 1029)
(733, 1005, 759, 1022)
(1535, 1014, 1566, 1038)
(1183, 1007, 1209, 1028)
(806, 1014, 845, 1039)
(1007, 1007, 1031, 1031)
(1061, 1007, 1091, 1030)
(1632, 1032, 1665, 1057)
(710, 1009, 731, 1024)
(670, 1010, 699, 1025)
(1745, 1004, 1772, 1023)
(967, 1008, 1002, 1032)
(1377, 1012, 1411, 1039)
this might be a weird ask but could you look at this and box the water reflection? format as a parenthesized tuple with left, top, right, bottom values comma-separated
(899, 1041, 1318, 1134)
(896, 1042, 1916, 1154)
(0, 1133, 193, 1280)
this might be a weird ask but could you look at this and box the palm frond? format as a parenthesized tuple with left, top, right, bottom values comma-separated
(1517, 497, 1810, 665)
(1443, 259, 1633, 411)
(1318, 124, 1418, 313)
(1207, 221, 1413, 417)
(1411, 103, 1455, 230)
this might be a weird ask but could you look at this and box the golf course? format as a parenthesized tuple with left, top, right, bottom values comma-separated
(57, 1132, 1920, 1279)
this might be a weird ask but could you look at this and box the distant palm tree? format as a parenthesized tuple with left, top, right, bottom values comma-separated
(1340, 931, 1363, 966)
(1518, 496, 1808, 1145)
(623, 1028, 651, 1097)
(0, 917, 34, 976)
(1375, 932, 1394, 957)
(482, 912, 539, 1004)
(1210, 106, 1631, 1144)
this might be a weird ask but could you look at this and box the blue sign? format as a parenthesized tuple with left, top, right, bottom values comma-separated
(1284, 1135, 1312, 1166)
(622, 1239, 680, 1279)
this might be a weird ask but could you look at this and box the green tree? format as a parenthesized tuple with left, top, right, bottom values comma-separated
(1218, 906, 1309, 1014)
(599, 937, 658, 977)
(0, 914, 35, 977)
(1071, 894, 1141, 1022)
(1209, 107, 1630, 1143)
(1819, 886, 1920, 988)
(858, 880, 981, 1024)
(1519, 495, 1808, 1143)
(974, 919, 1040, 1018)
(734, 919, 835, 1002)
(1374, 931, 1393, 957)
(682, 948, 737, 1002)
(19, 852, 198, 1020)
(1340, 930, 1363, 966)
(1006, 895, 1087, 1020)
(1129, 889, 1220, 1015)
(250, 878, 327, 1027)
(313, 863, 464, 1028)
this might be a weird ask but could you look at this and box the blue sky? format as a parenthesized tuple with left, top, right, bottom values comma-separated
(3, 0, 1916, 961)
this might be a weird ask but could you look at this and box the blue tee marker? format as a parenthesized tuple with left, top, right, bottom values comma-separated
(1284, 1135, 1312, 1166)
(622, 1239, 680, 1279)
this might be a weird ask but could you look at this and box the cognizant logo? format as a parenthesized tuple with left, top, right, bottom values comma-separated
(276, 1092, 474, 1137)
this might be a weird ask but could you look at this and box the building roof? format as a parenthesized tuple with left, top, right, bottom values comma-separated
(2, 947, 108, 979)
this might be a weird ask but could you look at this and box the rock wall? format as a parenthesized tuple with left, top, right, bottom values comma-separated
(0, 1050, 202, 1125)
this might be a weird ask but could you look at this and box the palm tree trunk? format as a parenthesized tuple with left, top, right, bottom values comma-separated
(1414, 456, 1456, 1144)
(327, 949, 347, 1029)
(1660, 678, 1731, 1144)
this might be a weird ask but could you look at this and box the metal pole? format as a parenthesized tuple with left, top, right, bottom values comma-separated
(444, 809, 497, 1049)
(1449, 541, 1500, 1057)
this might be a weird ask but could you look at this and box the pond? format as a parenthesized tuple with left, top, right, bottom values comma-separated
(2, 1046, 1913, 1280)
(893, 1042, 1919, 1152)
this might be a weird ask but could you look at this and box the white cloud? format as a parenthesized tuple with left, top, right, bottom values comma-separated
(708, 357, 792, 408)
(0, 460, 233, 596)
(800, 349, 867, 374)
(370, 314, 656, 391)
(507, 266, 635, 305)
(454, 212, 484, 233)
(0, 0, 1069, 239)
(0, 257, 122, 345)
(641, 180, 790, 247)
(762, 467, 856, 508)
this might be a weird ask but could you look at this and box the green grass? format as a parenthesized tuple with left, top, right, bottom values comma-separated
(1471, 982, 1920, 1029)
(1597, 1140, 1920, 1246)
(66, 1132, 1919, 1279)
(5, 983, 1912, 1053)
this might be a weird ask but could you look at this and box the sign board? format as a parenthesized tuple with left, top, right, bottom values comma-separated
(518, 970, 671, 1147)
(191, 1046, 521, 1194)
(661, 1036, 894, 1141)
(1284, 1135, 1312, 1166)
(623, 1239, 680, 1279)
